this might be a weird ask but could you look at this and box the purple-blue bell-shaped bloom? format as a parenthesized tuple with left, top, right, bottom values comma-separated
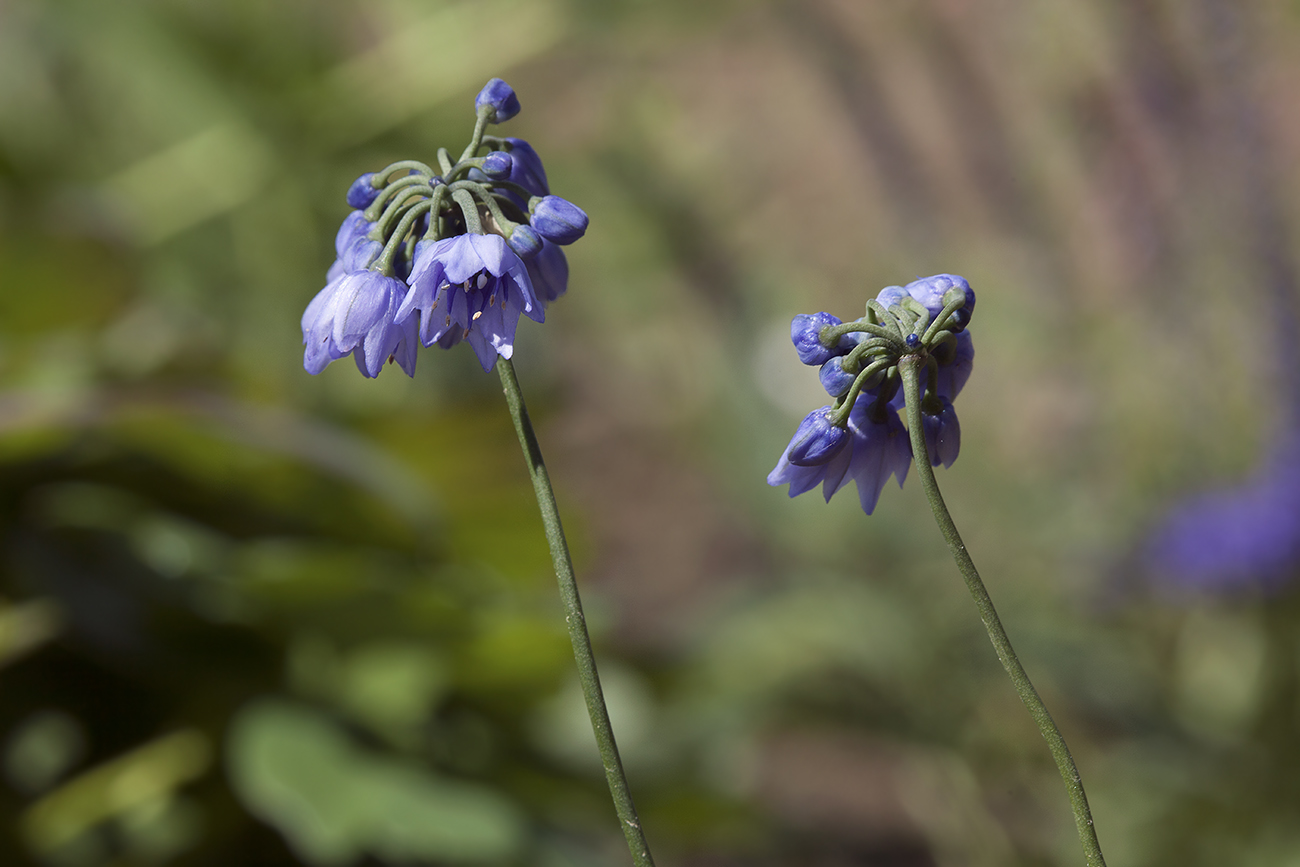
(921, 397, 961, 468)
(791, 312, 854, 366)
(395, 233, 542, 371)
(507, 224, 543, 259)
(906, 273, 975, 331)
(819, 356, 857, 398)
(346, 173, 380, 209)
(786, 408, 850, 467)
(302, 270, 417, 378)
(768, 398, 912, 514)
(335, 211, 373, 258)
(481, 151, 513, 179)
(530, 196, 589, 245)
(502, 138, 549, 198)
(475, 78, 521, 123)
(526, 238, 568, 305)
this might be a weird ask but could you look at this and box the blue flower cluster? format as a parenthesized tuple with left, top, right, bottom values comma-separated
(302, 79, 586, 377)
(769, 274, 976, 514)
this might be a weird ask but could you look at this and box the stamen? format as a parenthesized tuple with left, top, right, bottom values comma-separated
(445, 315, 452, 326)
(477, 273, 488, 289)
(472, 311, 483, 321)
(488, 294, 496, 307)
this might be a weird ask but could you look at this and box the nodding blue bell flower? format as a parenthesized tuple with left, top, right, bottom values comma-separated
(335, 211, 374, 258)
(529, 196, 589, 245)
(507, 224, 543, 260)
(481, 151, 513, 179)
(475, 78, 521, 123)
(786, 408, 850, 467)
(906, 273, 975, 331)
(768, 399, 912, 514)
(395, 233, 542, 371)
(302, 270, 417, 378)
(345, 172, 380, 209)
(921, 396, 961, 468)
(502, 138, 548, 197)
(876, 285, 909, 310)
(526, 238, 569, 305)
(791, 312, 855, 366)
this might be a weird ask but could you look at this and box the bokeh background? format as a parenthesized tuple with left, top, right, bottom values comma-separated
(2, 0, 1299, 864)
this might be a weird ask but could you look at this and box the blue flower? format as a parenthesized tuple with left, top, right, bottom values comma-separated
(791, 313, 855, 366)
(530, 196, 589, 245)
(905, 274, 975, 331)
(786, 407, 850, 467)
(481, 151, 513, 179)
(345, 172, 380, 209)
(922, 397, 961, 468)
(526, 239, 569, 305)
(501, 137, 549, 197)
(475, 78, 521, 123)
(301, 270, 417, 378)
(768, 399, 912, 514)
(395, 233, 542, 371)
(1145, 435, 1300, 593)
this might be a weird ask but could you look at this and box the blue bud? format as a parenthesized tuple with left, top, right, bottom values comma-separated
(791, 312, 851, 366)
(905, 333, 920, 349)
(876, 285, 908, 309)
(475, 78, 521, 123)
(530, 195, 589, 245)
(504, 138, 548, 197)
(906, 273, 975, 331)
(922, 397, 961, 468)
(787, 408, 850, 467)
(346, 172, 380, 209)
(481, 151, 513, 179)
(508, 224, 543, 259)
(819, 356, 857, 397)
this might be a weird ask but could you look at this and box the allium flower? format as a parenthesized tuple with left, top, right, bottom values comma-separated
(302, 270, 417, 378)
(395, 233, 542, 370)
(769, 399, 912, 515)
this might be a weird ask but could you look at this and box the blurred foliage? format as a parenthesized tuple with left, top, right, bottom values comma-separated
(2, 0, 1300, 865)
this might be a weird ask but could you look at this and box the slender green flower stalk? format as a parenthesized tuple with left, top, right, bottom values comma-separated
(497, 358, 655, 867)
(898, 355, 1106, 867)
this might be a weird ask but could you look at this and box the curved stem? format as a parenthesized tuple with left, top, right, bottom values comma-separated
(496, 358, 656, 867)
(898, 355, 1107, 867)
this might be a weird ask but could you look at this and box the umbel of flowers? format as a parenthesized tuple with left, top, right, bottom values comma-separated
(302, 79, 587, 377)
(768, 275, 975, 514)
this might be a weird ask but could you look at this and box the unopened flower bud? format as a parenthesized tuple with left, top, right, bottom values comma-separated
(787, 408, 850, 467)
(819, 356, 857, 397)
(906, 274, 975, 331)
(791, 312, 851, 366)
(475, 78, 521, 123)
(346, 172, 380, 209)
(481, 151, 513, 179)
(530, 196, 589, 245)
(876, 285, 908, 310)
(508, 224, 543, 259)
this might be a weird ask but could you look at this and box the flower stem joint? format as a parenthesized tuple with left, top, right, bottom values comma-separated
(769, 274, 976, 514)
(301, 78, 587, 378)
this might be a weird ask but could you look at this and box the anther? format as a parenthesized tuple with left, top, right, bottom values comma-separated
(472, 311, 483, 321)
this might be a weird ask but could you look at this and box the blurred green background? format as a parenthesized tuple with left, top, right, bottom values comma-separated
(2, 0, 1299, 864)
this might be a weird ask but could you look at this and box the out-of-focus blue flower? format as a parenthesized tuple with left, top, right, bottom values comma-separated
(786, 408, 850, 467)
(396, 233, 542, 371)
(475, 78, 520, 123)
(876, 285, 909, 309)
(768, 399, 912, 514)
(791, 313, 854, 366)
(526, 239, 568, 305)
(1145, 436, 1300, 593)
(335, 211, 373, 258)
(906, 274, 975, 331)
(530, 196, 589, 245)
(302, 271, 417, 378)
(936, 331, 975, 400)
(345, 173, 379, 209)
(922, 397, 961, 468)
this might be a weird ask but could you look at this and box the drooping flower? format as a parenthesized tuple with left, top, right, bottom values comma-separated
(921, 397, 961, 468)
(791, 313, 856, 366)
(301, 270, 417, 378)
(786, 407, 850, 467)
(526, 238, 569, 305)
(906, 274, 976, 331)
(768, 399, 912, 515)
(395, 233, 542, 370)
(530, 196, 589, 245)
(345, 173, 380, 209)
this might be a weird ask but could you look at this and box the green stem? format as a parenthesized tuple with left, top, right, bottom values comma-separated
(496, 358, 656, 867)
(898, 355, 1107, 867)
